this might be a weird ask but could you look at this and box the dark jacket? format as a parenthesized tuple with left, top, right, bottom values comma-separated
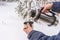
(52, 2, 60, 13)
(28, 30, 60, 40)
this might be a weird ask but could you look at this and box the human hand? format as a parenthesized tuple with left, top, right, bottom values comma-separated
(42, 3, 53, 13)
(23, 23, 33, 34)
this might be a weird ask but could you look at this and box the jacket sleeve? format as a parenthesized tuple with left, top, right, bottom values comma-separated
(52, 2, 60, 13)
(28, 30, 60, 40)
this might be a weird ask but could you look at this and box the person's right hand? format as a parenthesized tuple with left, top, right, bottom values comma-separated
(42, 3, 53, 13)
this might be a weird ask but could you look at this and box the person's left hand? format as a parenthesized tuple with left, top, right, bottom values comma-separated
(23, 23, 33, 34)
(42, 3, 53, 13)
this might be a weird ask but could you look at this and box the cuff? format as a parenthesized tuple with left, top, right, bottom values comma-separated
(27, 30, 36, 39)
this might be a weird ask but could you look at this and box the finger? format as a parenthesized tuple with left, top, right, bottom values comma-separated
(23, 28, 26, 31)
(23, 24, 28, 29)
(42, 7, 47, 13)
(23, 29, 27, 33)
(27, 23, 31, 28)
(24, 27, 28, 29)
(23, 27, 28, 31)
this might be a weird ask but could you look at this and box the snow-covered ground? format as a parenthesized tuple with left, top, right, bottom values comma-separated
(0, 2, 60, 40)
(0, 2, 28, 40)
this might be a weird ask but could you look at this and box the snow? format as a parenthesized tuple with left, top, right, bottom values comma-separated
(0, 2, 28, 40)
(0, 2, 60, 40)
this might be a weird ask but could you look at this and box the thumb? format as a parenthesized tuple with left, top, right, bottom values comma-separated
(42, 7, 47, 13)
(27, 23, 31, 28)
